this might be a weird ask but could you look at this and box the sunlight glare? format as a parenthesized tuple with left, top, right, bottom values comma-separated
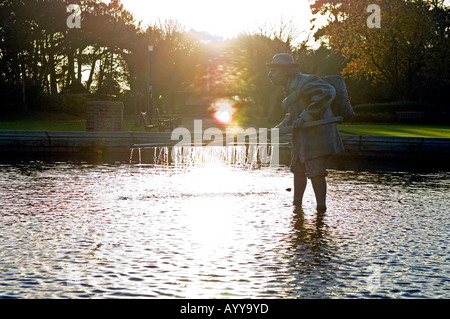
(180, 164, 242, 195)
(117, 0, 315, 43)
(212, 100, 234, 125)
(214, 104, 232, 125)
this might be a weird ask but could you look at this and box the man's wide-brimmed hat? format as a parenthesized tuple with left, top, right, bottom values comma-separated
(266, 53, 299, 67)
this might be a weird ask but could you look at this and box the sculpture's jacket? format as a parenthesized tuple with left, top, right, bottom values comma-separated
(277, 72, 344, 164)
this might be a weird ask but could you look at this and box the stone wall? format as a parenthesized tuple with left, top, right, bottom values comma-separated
(0, 131, 449, 168)
(86, 101, 123, 131)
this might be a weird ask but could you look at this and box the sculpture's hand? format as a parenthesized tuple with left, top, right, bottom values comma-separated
(293, 118, 305, 129)
(275, 114, 291, 129)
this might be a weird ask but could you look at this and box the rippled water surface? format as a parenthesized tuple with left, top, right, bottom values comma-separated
(0, 160, 448, 298)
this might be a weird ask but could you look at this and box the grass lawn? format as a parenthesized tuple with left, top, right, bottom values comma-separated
(338, 123, 450, 138)
(0, 113, 144, 132)
(0, 113, 449, 138)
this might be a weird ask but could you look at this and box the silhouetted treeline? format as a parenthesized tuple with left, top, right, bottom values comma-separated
(1, 0, 448, 120)
(0, 0, 203, 115)
(310, 0, 450, 104)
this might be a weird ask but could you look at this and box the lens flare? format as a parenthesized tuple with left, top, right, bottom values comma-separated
(214, 105, 232, 124)
(212, 100, 234, 125)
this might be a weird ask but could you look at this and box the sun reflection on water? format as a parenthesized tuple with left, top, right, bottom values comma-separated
(178, 164, 244, 195)
(166, 163, 276, 298)
(1, 162, 448, 298)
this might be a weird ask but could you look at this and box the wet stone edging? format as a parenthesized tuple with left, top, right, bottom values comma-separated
(0, 130, 449, 168)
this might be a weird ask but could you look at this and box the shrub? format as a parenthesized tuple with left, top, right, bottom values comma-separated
(348, 112, 395, 123)
(349, 102, 449, 123)
(63, 94, 88, 116)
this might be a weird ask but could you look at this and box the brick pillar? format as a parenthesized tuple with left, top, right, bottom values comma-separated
(86, 101, 124, 131)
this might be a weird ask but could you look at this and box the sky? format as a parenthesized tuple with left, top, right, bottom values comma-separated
(115, 0, 317, 43)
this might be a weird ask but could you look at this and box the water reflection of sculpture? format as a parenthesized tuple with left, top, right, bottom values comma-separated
(285, 207, 337, 297)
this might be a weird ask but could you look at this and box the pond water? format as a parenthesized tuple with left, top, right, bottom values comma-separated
(0, 150, 448, 299)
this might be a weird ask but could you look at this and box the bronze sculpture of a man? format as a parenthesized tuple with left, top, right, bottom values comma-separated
(267, 53, 344, 212)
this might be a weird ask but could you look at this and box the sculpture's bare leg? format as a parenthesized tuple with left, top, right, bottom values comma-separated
(293, 173, 307, 206)
(311, 176, 327, 212)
